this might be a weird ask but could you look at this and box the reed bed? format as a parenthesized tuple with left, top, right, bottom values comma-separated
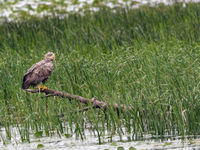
(0, 3, 200, 144)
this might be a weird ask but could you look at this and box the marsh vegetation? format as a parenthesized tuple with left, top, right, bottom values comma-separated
(0, 1, 200, 149)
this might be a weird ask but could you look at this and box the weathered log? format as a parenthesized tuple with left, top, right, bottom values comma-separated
(24, 88, 133, 112)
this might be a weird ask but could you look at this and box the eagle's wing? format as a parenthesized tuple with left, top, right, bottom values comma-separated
(23, 60, 46, 79)
(22, 60, 53, 89)
(37, 62, 54, 83)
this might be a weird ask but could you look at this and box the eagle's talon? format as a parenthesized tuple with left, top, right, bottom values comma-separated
(42, 86, 47, 91)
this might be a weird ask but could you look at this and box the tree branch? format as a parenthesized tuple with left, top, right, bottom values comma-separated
(23, 88, 133, 112)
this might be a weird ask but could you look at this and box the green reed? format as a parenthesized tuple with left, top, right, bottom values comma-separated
(0, 2, 200, 144)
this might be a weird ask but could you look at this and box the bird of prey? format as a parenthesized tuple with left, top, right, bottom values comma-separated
(22, 52, 55, 90)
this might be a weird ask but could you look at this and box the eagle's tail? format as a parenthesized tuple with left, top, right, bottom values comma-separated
(22, 81, 30, 89)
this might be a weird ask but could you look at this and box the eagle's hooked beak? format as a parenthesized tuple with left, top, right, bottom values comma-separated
(50, 54, 55, 59)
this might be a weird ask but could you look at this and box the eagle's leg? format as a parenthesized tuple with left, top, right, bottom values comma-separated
(37, 84, 47, 91)
(42, 80, 48, 91)
(38, 85, 42, 89)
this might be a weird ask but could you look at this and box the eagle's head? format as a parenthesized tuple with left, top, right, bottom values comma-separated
(45, 52, 55, 61)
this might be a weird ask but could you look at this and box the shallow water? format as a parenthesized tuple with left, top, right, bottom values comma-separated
(0, 0, 200, 21)
(1, 127, 200, 150)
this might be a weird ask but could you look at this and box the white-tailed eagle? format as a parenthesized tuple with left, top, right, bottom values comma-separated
(22, 52, 55, 90)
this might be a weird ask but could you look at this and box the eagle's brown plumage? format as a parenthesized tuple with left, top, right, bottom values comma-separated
(22, 52, 55, 89)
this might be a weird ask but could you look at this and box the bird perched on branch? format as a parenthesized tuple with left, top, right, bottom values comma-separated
(22, 52, 55, 90)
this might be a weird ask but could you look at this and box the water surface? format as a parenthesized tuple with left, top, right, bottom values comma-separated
(1, 127, 200, 149)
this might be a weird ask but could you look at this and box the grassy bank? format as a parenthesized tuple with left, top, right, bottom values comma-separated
(0, 3, 200, 144)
